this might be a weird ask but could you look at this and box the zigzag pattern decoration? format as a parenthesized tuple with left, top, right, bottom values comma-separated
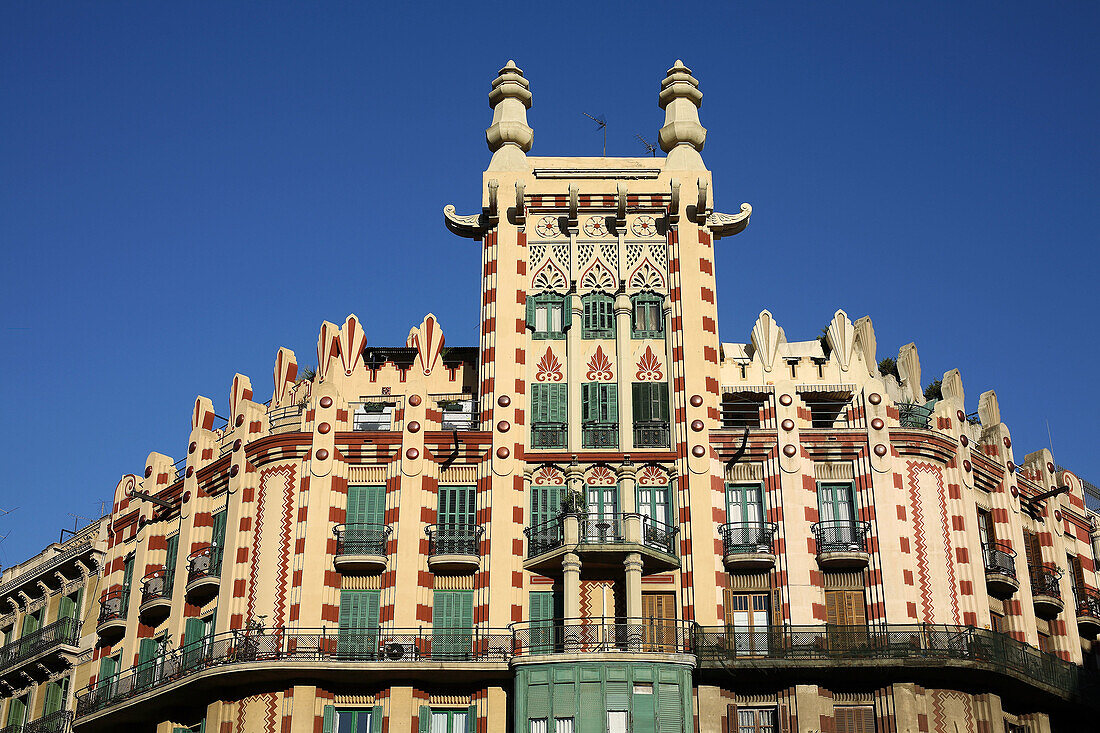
(338, 314, 367, 376)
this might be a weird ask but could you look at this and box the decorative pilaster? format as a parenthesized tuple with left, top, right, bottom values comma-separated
(615, 294, 633, 451)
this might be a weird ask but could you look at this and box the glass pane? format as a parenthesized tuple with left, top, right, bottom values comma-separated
(530, 720, 548, 733)
(452, 712, 467, 733)
(550, 305, 562, 331)
(554, 718, 573, 733)
(432, 712, 450, 733)
(607, 711, 628, 733)
(536, 307, 548, 332)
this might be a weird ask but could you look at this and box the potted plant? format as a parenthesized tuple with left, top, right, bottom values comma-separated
(561, 489, 586, 516)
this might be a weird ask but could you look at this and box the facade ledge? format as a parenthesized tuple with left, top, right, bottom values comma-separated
(510, 651, 695, 668)
(1032, 593, 1064, 619)
(815, 551, 870, 570)
(334, 554, 388, 575)
(984, 571, 1020, 599)
(426, 554, 480, 574)
(722, 552, 776, 572)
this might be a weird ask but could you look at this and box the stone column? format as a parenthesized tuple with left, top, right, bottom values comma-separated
(618, 462, 640, 544)
(624, 552, 643, 620)
(563, 552, 582, 619)
(615, 292, 633, 451)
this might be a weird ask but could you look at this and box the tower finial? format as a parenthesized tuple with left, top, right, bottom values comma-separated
(486, 60, 533, 171)
(658, 60, 706, 169)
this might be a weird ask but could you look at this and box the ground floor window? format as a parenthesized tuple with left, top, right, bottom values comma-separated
(419, 706, 474, 733)
(834, 706, 875, 732)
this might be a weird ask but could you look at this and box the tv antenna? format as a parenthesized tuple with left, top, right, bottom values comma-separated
(583, 112, 607, 156)
(635, 134, 657, 157)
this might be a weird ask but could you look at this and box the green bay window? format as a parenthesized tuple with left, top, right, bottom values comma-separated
(631, 293, 664, 337)
(581, 293, 615, 339)
(527, 293, 569, 339)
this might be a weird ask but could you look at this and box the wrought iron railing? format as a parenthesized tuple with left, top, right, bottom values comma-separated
(511, 617, 695, 657)
(633, 421, 670, 448)
(639, 515, 678, 556)
(333, 524, 392, 557)
(186, 546, 222, 585)
(579, 514, 625, 544)
(581, 422, 618, 449)
(23, 709, 73, 733)
(75, 626, 511, 717)
(1076, 589, 1100, 619)
(425, 524, 483, 557)
(140, 568, 171, 605)
(0, 616, 80, 673)
(810, 520, 871, 554)
(897, 402, 934, 429)
(433, 394, 479, 431)
(719, 522, 778, 556)
(982, 542, 1017, 578)
(694, 623, 1080, 695)
(530, 423, 567, 449)
(1031, 564, 1062, 598)
(268, 404, 304, 434)
(523, 518, 563, 558)
(97, 588, 128, 627)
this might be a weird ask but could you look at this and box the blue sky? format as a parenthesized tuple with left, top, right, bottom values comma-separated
(1, 2, 1097, 565)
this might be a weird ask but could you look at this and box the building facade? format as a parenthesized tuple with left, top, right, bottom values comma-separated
(54, 62, 1100, 733)
(0, 518, 107, 733)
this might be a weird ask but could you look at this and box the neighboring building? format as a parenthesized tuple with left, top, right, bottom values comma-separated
(0, 517, 107, 733)
(64, 61, 1098, 733)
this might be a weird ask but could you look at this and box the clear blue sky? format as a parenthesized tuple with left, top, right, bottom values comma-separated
(2, 2, 1097, 565)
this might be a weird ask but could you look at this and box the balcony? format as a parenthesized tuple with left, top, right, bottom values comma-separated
(1075, 589, 1100, 637)
(633, 421, 670, 448)
(510, 617, 695, 661)
(1030, 564, 1064, 619)
(530, 423, 567, 449)
(581, 422, 618, 449)
(719, 522, 778, 572)
(425, 524, 483, 574)
(434, 395, 478, 431)
(0, 617, 81, 686)
(96, 589, 127, 641)
(267, 403, 304, 434)
(74, 626, 511, 726)
(333, 524, 392, 574)
(897, 402, 934, 429)
(185, 546, 222, 603)
(982, 542, 1020, 598)
(523, 513, 679, 574)
(694, 623, 1080, 700)
(810, 520, 871, 569)
(350, 398, 399, 432)
(139, 568, 172, 624)
(23, 710, 73, 733)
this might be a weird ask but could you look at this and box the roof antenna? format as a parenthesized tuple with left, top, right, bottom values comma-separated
(583, 112, 607, 156)
(635, 134, 657, 157)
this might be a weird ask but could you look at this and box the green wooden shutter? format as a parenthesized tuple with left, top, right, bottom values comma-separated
(633, 383, 648, 422)
(551, 384, 567, 424)
(582, 383, 595, 422)
(122, 554, 135, 606)
(21, 609, 40, 637)
(604, 385, 618, 423)
(433, 591, 473, 659)
(338, 590, 380, 659)
(136, 637, 158, 687)
(323, 705, 335, 733)
(371, 706, 383, 733)
(466, 705, 476, 733)
(526, 295, 536, 331)
(418, 706, 431, 733)
(656, 383, 669, 421)
(60, 592, 76, 622)
(182, 617, 205, 669)
(633, 688, 656, 733)
(43, 680, 62, 715)
(656, 681, 681, 733)
(165, 534, 179, 593)
(439, 486, 475, 527)
(5, 695, 25, 726)
(532, 385, 550, 424)
(577, 683, 602, 733)
(561, 296, 572, 331)
(530, 591, 555, 653)
(552, 683, 575, 721)
(211, 511, 228, 571)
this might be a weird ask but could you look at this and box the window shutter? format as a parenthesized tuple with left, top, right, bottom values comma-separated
(371, 706, 384, 733)
(561, 296, 572, 331)
(632, 384, 647, 422)
(725, 704, 737, 733)
(466, 705, 477, 733)
(581, 383, 595, 423)
(605, 385, 618, 423)
(657, 383, 670, 421)
(526, 295, 536, 331)
(1071, 555, 1086, 596)
(165, 534, 179, 592)
(846, 591, 867, 626)
(551, 384, 567, 424)
(418, 706, 431, 733)
(322, 705, 335, 733)
(532, 385, 548, 424)
(656, 682, 680, 733)
(212, 511, 228, 551)
(44, 681, 61, 715)
(577, 683, 602, 733)
(825, 591, 841, 626)
(182, 617, 205, 668)
(606, 680, 629, 710)
(123, 554, 135, 592)
(60, 593, 75, 622)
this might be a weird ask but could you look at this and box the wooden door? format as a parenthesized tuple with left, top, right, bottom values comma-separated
(642, 593, 677, 651)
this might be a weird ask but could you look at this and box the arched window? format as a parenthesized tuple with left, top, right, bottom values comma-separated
(631, 292, 664, 338)
(581, 293, 615, 339)
(526, 293, 569, 339)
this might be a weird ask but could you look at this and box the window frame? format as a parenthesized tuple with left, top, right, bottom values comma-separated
(581, 293, 615, 339)
(631, 293, 664, 338)
(528, 293, 568, 340)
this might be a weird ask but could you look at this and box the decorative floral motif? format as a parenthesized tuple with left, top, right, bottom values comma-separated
(580, 259, 616, 292)
(631, 215, 657, 237)
(635, 345, 663, 381)
(536, 346, 564, 382)
(531, 259, 568, 292)
(638, 465, 668, 486)
(533, 466, 565, 485)
(536, 216, 561, 238)
(583, 216, 610, 237)
(586, 346, 614, 381)
(629, 259, 666, 292)
(585, 465, 616, 485)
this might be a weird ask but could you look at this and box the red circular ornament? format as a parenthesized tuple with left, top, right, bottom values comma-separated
(229, 464, 239, 477)
(182, 490, 191, 503)
(318, 422, 331, 434)
(957, 410, 965, 422)
(963, 460, 972, 473)
(1011, 486, 1019, 498)
(1047, 462, 1055, 473)
(1008, 461, 1016, 472)
(779, 394, 793, 407)
(960, 435, 969, 447)
(691, 445, 707, 458)
(868, 393, 881, 405)
(186, 466, 194, 478)
(691, 420, 704, 432)
(1004, 437, 1012, 449)
(188, 441, 197, 454)
(497, 421, 510, 433)
(407, 421, 421, 433)
(1055, 510, 1063, 521)
(497, 395, 511, 407)
(233, 439, 242, 452)
(871, 418, 884, 431)
(781, 419, 795, 432)
(690, 394, 703, 408)
(409, 395, 422, 407)
(144, 466, 153, 478)
(235, 415, 244, 427)
(874, 444, 888, 457)
(783, 444, 798, 458)
(405, 448, 419, 460)
(320, 396, 333, 408)
(496, 447, 511, 459)
(315, 449, 329, 461)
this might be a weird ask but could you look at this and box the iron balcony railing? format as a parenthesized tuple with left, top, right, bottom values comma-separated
(75, 626, 512, 717)
(810, 520, 871, 554)
(694, 623, 1079, 695)
(0, 616, 80, 673)
(511, 617, 695, 657)
(523, 514, 677, 558)
(1076, 589, 1100, 619)
(639, 515, 678, 556)
(23, 710, 73, 733)
(581, 422, 618, 449)
(141, 568, 171, 605)
(434, 395, 479, 431)
(530, 423, 567, 449)
(333, 524, 392, 557)
(580, 513, 625, 544)
(897, 402, 934, 429)
(719, 522, 778, 556)
(633, 421, 670, 448)
(982, 542, 1017, 578)
(268, 404, 304, 434)
(424, 524, 483, 557)
(186, 546, 222, 585)
(523, 518, 564, 558)
(1031, 564, 1062, 598)
(97, 588, 128, 627)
